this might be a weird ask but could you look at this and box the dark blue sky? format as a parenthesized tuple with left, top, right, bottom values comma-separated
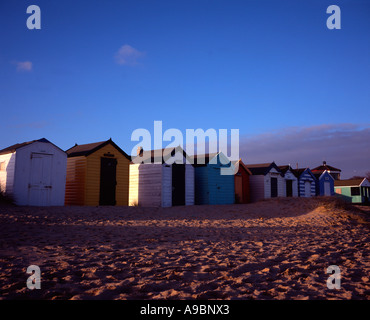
(0, 0, 369, 176)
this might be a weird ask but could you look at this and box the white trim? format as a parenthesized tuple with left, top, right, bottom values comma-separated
(360, 178, 370, 187)
(318, 170, 334, 181)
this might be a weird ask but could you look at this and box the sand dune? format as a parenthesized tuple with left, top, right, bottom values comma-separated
(0, 197, 369, 300)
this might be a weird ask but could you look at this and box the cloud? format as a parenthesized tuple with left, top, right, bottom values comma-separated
(14, 61, 33, 72)
(239, 124, 370, 179)
(115, 45, 144, 66)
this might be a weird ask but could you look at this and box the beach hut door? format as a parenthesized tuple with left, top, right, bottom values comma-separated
(172, 164, 185, 206)
(324, 181, 331, 196)
(286, 180, 293, 197)
(28, 153, 53, 206)
(304, 181, 311, 197)
(271, 178, 278, 198)
(235, 174, 243, 203)
(99, 158, 117, 205)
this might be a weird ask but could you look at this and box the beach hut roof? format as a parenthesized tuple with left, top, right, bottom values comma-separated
(334, 178, 368, 187)
(278, 165, 295, 174)
(0, 138, 64, 155)
(311, 161, 341, 173)
(232, 159, 252, 175)
(246, 162, 281, 175)
(294, 167, 316, 179)
(132, 145, 193, 164)
(313, 170, 334, 181)
(66, 139, 130, 160)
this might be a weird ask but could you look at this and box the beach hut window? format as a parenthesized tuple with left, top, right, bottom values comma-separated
(350, 187, 360, 196)
(0, 162, 5, 171)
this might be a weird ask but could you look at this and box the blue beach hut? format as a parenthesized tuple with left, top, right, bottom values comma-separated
(313, 170, 335, 196)
(192, 152, 235, 205)
(294, 168, 317, 197)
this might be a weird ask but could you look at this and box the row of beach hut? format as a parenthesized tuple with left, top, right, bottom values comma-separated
(0, 138, 369, 206)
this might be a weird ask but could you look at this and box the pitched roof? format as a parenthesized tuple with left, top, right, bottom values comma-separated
(0, 141, 35, 155)
(0, 138, 60, 155)
(334, 178, 366, 187)
(278, 165, 289, 172)
(293, 168, 317, 180)
(278, 165, 294, 173)
(66, 139, 130, 160)
(294, 168, 307, 176)
(247, 163, 272, 168)
(278, 165, 299, 178)
(311, 161, 341, 173)
(233, 159, 252, 175)
(246, 162, 281, 175)
(313, 170, 334, 181)
(131, 146, 193, 164)
(66, 141, 106, 156)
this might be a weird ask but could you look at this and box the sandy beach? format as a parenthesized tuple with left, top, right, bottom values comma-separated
(0, 197, 369, 300)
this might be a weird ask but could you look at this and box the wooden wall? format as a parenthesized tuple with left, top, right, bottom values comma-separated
(317, 171, 334, 196)
(85, 144, 129, 206)
(130, 162, 195, 207)
(0, 152, 16, 196)
(129, 163, 163, 207)
(13, 141, 67, 206)
(249, 175, 264, 202)
(263, 170, 284, 199)
(208, 165, 234, 205)
(128, 163, 139, 206)
(194, 166, 209, 205)
(185, 164, 195, 205)
(235, 165, 250, 203)
(65, 156, 86, 205)
(282, 169, 298, 197)
(66, 143, 129, 206)
(298, 170, 316, 197)
(161, 165, 172, 207)
(195, 154, 234, 205)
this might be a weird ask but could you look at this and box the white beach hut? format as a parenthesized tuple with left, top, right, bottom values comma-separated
(278, 165, 299, 197)
(246, 162, 285, 202)
(129, 146, 194, 207)
(0, 138, 67, 206)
